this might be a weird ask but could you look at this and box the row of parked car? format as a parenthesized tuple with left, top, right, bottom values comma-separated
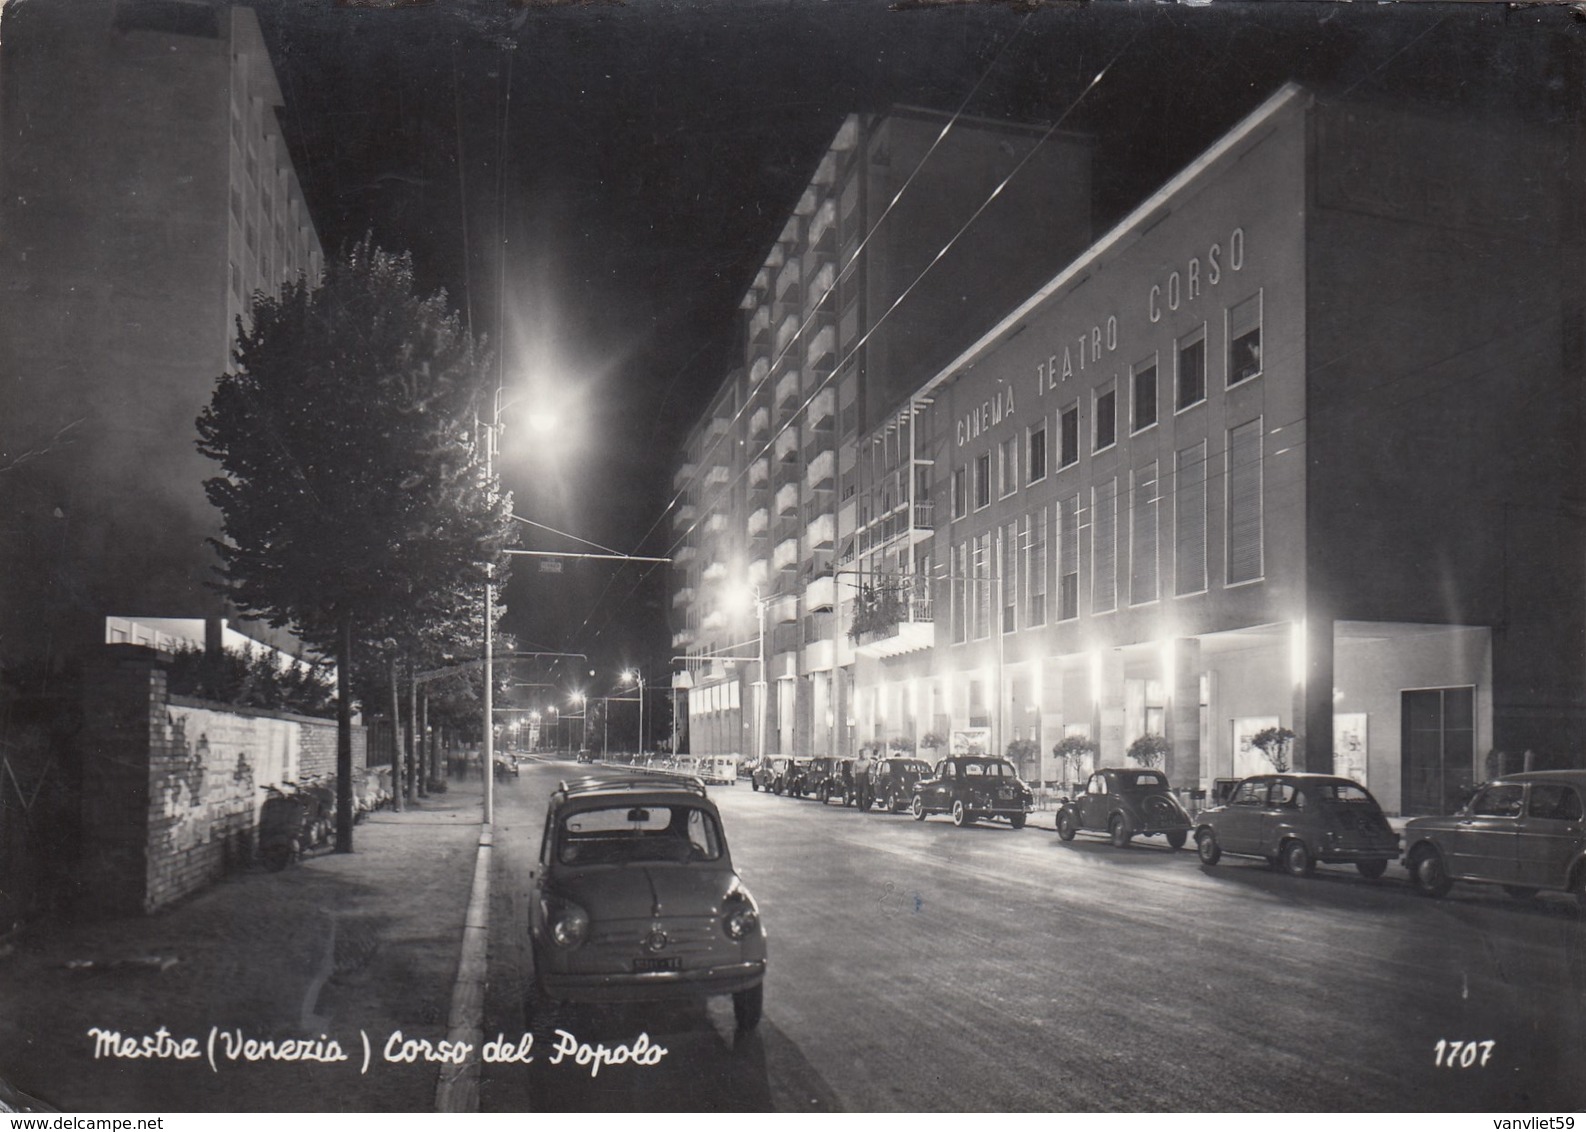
(748, 752, 1037, 827)
(743, 752, 1586, 909)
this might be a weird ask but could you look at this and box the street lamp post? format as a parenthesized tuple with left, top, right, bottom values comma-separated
(623, 669, 646, 756)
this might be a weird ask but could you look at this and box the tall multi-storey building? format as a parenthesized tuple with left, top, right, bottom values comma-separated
(673, 107, 1095, 765)
(0, 1, 323, 666)
(853, 85, 1585, 814)
(674, 85, 1586, 815)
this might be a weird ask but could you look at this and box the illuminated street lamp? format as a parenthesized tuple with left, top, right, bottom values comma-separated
(569, 692, 587, 751)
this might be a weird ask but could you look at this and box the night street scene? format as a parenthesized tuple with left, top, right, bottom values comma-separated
(1, 0, 1585, 1119)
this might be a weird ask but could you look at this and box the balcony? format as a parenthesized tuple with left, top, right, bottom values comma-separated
(673, 462, 696, 488)
(673, 500, 696, 525)
(749, 559, 768, 589)
(748, 405, 770, 440)
(749, 456, 770, 488)
(768, 591, 798, 624)
(775, 368, 801, 412)
(793, 187, 817, 217)
(705, 462, 729, 486)
(776, 259, 801, 304)
(775, 481, 800, 516)
(707, 416, 730, 441)
(809, 261, 836, 311)
(749, 305, 771, 343)
(805, 448, 836, 492)
(808, 386, 836, 431)
(673, 586, 695, 608)
(808, 198, 837, 249)
(804, 572, 835, 612)
(807, 324, 836, 374)
(850, 582, 935, 660)
(773, 537, 799, 573)
(706, 514, 727, 533)
(775, 314, 800, 357)
(671, 627, 694, 649)
(807, 510, 835, 550)
(747, 507, 769, 539)
(774, 427, 800, 464)
(813, 151, 837, 187)
(675, 544, 696, 563)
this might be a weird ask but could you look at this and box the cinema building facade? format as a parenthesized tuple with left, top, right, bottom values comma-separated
(867, 83, 1586, 815)
(675, 84, 1586, 815)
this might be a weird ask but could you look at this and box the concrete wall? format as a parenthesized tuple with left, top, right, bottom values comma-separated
(78, 645, 363, 917)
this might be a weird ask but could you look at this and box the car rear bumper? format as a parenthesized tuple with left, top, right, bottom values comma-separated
(1318, 845, 1399, 863)
(540, 959, 766, 1003)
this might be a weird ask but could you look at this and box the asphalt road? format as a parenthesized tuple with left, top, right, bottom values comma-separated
(480, 757, 1586, 1113)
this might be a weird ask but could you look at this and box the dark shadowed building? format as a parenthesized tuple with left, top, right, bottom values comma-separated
(0, 1, 322, 668)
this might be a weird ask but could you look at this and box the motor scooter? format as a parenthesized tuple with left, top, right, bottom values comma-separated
(258, 783, 312, 871)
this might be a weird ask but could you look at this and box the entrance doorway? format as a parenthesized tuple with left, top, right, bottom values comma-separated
(1400, 687, 1475, 815)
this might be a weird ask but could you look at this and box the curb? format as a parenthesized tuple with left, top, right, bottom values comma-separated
(434, 825, 493, 1113)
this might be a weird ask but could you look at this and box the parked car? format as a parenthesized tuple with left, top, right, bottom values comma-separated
(1402, 770, 1586, 906)
(527, 775, 767, 1031)
(1057, 768, 1192, 850)
(911, 756, 1034, 828)
(751, 756, 787, 793)
(698, 755, 738, 786)
(781, 757, 815, 798)
(806, 756, 857, 805)
(1193, 773, 1399, 877)
(863, 756, 933, 813)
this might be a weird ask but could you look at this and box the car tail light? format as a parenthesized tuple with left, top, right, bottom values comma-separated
(721, 882, 761, 941)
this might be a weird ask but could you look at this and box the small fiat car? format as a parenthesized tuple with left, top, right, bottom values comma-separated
(910, 756, 1034, 828)
(865, 757, 933, 813)
(1194, 773, 1399, 878)
(806, 756, 856, 805)
(528, 776, 767, 1030)
(1402, 770, 1586, 906)
(1057, 768, 1193, 849)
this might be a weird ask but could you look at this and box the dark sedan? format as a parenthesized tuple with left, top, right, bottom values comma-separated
(1194, 773, 1399, 878)
(1056, 768, 1192, 850)
(1402, 770, 1586, 906)
(910, 756, 1033, 828)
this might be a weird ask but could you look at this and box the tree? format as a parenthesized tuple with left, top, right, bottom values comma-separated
(196, 240, 512, 851)
(1250, 726, 1297, 772)
(1054, 734, 1098, 786)
(1127, 733, 1172, 770)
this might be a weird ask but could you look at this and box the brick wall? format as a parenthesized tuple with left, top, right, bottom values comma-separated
(78, 645, 365, 916)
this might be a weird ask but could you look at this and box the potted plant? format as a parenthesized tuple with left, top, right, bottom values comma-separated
(888, 736, 915, 754)
(919, 731, 945, 754)
(1250, 726, 1297, 772)
(1127, 733, 1172, 770)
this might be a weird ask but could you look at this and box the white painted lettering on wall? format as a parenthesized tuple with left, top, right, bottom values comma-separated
(955, 386, 1016, 446)
(1035, 315, 1118, 395)
(1150, 227, 1245, 323)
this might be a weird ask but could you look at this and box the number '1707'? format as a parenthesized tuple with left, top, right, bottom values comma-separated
(1435, 1039, 1495, 1068)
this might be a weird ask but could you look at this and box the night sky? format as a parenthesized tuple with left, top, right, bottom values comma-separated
(245, 0, 1582, 696)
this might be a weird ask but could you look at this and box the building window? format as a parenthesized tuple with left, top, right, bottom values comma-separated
(999, 436, 1018, 498)
(951, 542, 968, 644)
(974, 452, 991, 510)
(1027, 423, 1047, 485)
(1026, 509, 1048, 627)
(1060, 403, 1079, 468)
(1002, 521, 1019, 633)
(1228, 292, 1262, 386)
(1130, 462, 1158, 606)
(1092, 479, 1116, 613)
(1094, 383, 1116, 452)
(952, 466, 967, 520)
(1174, 440, 1207, 596)
(1058, 494, 1079, 621)
(1177, 329, 1206, 411)
(1227, 418, 1264, 585)
(1132, 357, 1157, 433)
(972, 532, 992, 639)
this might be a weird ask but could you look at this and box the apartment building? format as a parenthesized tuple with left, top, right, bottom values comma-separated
(852, 85, 1585, 814)
(0, 1, 323, 666)
(672, 107, 1094, 764)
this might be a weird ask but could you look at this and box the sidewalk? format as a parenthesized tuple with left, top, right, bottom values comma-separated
(0, 777, 489, 1113)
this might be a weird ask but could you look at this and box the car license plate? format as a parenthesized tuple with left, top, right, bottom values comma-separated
(633, 957, 681, 973)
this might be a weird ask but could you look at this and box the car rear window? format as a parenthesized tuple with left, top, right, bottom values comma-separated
(1528, 784, 1584, 821)
(1308, 782, 1375, 805)
(559, 804, 722, 865)
(961, 760, 1017, 777)
(1120, 772, 1168, 791)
